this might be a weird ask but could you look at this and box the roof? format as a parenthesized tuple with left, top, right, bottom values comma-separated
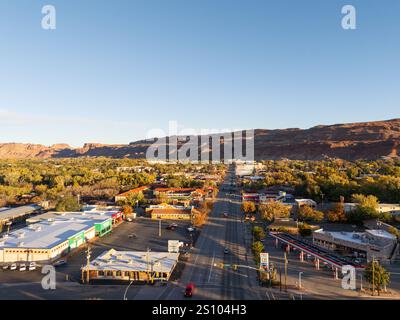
(150, 208, 192, 215)
(314, 229, 396, 245)
(116, 186, 149, 197)
(154, 188, 206, 197)
(83, 249, 179, 273)
(0, 212, 112, 250)
(0, 204, 42, 222)
(26, 210, 118, 224)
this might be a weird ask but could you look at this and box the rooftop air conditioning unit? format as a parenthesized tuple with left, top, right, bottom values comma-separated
(17, 241, 25, 247)
(17, 232, 25, 239)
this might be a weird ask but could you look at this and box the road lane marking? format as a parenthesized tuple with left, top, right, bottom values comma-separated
(208, 252, 215, 283)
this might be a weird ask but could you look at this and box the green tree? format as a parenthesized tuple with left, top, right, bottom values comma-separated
(259, 201, 291, 222)
(251, 241, 264, 264)
(252, 226, 266, 241)
(327, 203, 347, 222)
(298, 223, 313, 237)
(364, 260, 390, 295)
(55, 195, 80, 212)
(241, 201, 256, 214)
(298, 205, 324, 222)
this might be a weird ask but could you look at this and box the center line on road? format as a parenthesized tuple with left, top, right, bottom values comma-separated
(208, 252, 215, 283)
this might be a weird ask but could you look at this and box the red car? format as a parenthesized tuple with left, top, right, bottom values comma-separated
(184, 283, 195, 297)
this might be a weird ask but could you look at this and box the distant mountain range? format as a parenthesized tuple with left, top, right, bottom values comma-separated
(0, 118, 399, 161)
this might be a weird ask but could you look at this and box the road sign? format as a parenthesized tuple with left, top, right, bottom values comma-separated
(260, 253, 269, 270)
(168, 240, 182, 253)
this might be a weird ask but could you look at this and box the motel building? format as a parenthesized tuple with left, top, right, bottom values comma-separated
(146, 205, 194, 220)
(81, 249, 179, 284)
(0, 212, 114, 264)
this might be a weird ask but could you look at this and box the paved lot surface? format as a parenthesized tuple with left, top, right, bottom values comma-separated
(0, 217, 193, 299)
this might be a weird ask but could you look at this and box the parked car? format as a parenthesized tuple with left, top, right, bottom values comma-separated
(184, 283, 195, 297)
(187, 227, 195, 232)
(126, 217, 134, 222)
(2, 265, 9, 270)
(223, 212, 228, 218)
(29, 262, 36, 271)
(53, 260, 67, 267)
(19, 264, 26, 271)
(166, 225, 176, 231)
(224, 248, 229, 254)
(10, 263, 17, 271)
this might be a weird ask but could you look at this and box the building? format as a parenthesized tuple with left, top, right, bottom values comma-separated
(0, 212, 113, 263)
(344, 203, 400, 216)
(26, 209, 122, 226)
(114, 186, 150, 202)
(0, 204, 44, 226)
(242, 191, 292, 204)
(313, 229, 398, 262)
(153, 188, 206, 202)
(147, 205, 194, 220)
(81, 249, 179, 283)
(295, 199, 317, 208)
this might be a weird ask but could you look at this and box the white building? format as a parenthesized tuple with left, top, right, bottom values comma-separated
(313, 229, 398, 262)
(0, 212, 113, 264)
(81, 249, 179, 283)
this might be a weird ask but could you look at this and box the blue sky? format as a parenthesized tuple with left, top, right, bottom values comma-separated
(0, 0, 399, 146)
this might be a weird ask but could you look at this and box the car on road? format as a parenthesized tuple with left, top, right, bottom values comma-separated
(53, 260, 67, 267)
(29, 262, 36, 271)
(10, 263, 17, 271)
(167, 223, 178, 230)
(187, 226, 195, 232)
(128, 233, 137, 238)
(184, 283, 195, 297)
(126, 217, 134, 222)
(19, 264, 26, 271)
(224, 248, 229, 254)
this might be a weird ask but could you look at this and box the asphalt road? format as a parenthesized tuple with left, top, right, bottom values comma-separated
(160, 169, 263, 300)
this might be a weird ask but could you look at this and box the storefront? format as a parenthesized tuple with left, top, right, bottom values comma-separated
(111, 211, 123, 224)
(95, 218, 112, 237)
(68, 231, 85, 251)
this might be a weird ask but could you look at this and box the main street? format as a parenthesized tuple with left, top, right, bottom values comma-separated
(161, 167, 263, 300)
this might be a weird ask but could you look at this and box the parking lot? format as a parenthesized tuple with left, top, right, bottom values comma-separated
(0, 217, 194, 285)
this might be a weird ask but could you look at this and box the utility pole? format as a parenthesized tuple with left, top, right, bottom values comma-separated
(284, 252, 288, 291)
(372, 256, 375, 296)
(85, 245, 91, 284)
(279, 267, 282, 292)
(158, 219, 162, 237)
(146, 248, 150, 284)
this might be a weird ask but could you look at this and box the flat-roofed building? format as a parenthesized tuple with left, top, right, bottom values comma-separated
(0, 204, 43, 225)
(148, 206, 194, 220)
(0, 212, 113, 263)
(313, 229, 398, 262)
(26, 209, 122, 226)
(81, 249, 179, 283)
(153, 188, 206, 202)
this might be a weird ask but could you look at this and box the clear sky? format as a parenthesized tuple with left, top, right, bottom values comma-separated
(0, 0, 399, 146)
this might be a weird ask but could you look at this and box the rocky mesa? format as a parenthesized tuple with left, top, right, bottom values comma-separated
(0, 118, 399, 160)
